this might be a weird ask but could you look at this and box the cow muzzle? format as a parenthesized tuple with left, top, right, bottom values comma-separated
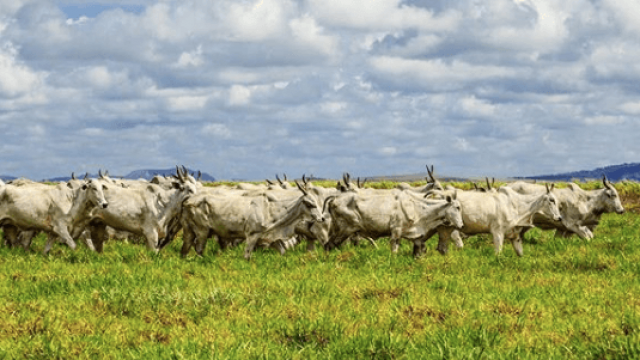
(617, 209, 625, 214)
(102, 202, 109, 209)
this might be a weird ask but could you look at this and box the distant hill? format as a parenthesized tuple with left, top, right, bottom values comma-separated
(0, 175, 16, 181)
(123, 168, 215, 181)
(520, 163, 640, 182)
(45, 168, 215, 182)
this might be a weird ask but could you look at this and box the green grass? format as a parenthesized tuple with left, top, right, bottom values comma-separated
(1, 181, 640, 359)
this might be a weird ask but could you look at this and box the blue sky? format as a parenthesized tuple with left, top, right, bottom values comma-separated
(1, 0, 639, 180)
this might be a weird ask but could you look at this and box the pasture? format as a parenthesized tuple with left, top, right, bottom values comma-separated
(1, 180, 639, 359)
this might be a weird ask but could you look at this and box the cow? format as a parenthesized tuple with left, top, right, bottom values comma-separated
(86, 166, 197, 253)
(320, 189, 464, 256)
(505, 175, 624, 240)
(0, 179, 109, 254)
(180, 181, 324, 259)
(428, 184, 562, 257)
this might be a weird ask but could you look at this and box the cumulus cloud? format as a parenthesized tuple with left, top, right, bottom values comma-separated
(0, 0, 638, 180)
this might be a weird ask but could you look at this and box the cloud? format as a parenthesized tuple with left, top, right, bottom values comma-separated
(0, 42, 44, 98)
(1, 0, 639, 180)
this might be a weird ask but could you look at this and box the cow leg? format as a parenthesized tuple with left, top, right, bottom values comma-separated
(143, 230, 160, 253)
(90, 225, 107, 253)
(509, 233, 524, 257)
(512, 238, 524, 256)
(43, 234, 57, 255)
(436, 227, 453, 255)
(492, 231, 505, 254)
(180, 225, 196, 257)
(18, 230, 36, 251)
(80, 229, 96, 251)
(451, 229, 465, 248)
(244, 235, 260, 260)
(306, 240, 316, 252)
(52, 223, 77, 251)
(390, 226, 403, 253)
(3, 226, 19, 249)
(193, 228, 211, 256)
(272, 240, 286, 256)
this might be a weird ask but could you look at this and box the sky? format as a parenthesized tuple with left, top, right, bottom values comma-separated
(1, 0, 639, 180)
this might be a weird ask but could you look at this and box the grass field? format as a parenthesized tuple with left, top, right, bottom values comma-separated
(1, 181, 639, 359)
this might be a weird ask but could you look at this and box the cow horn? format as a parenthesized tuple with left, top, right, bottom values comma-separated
(197, 170, 202, 180)
(545, 183, 551, 193)
(302, 174, 307, 184)
(342, 173, 349, 185)
(486, 177, 492, 190)
(473, 183, 479, 190)
(105, 170, 109, 177)
(71, 172, 76, 180)
(176, 165, 185, 181)
(84, 172, 89, 180)
(427, 165, 436, 183)
(603, 174, 612, 189)
(357, 177, 361, 188)
(295, 181, 307, 195)
(362, 178, 367, 188)
(276, 174, 283, 185)
(266, 179, 274, 185)
(98, 169, 104, 178)
(283, 173, 287, 181)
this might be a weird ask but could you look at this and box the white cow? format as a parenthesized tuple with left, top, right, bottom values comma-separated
(0, 180, 109, 254)
(429, 184, 562, 256)
(506, 175, 624, 240)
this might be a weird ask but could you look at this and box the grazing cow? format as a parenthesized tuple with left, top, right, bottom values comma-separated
(180, 182, 324, 259)
(0, 180, 109, 254)
(87, 167, 197, 252)
(429, 185, 562, 257)
(506, 175, 624, 240)
(321, 189, 464, 256)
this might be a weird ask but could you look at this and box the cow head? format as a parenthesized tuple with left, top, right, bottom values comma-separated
(598, 175, 625, 215)
(441, 191, 464, 229)
(82, 179, 109, 209)
(538, 184, 562, 222)
(172, 165, 198, 195)
(297, 181, 324, 223)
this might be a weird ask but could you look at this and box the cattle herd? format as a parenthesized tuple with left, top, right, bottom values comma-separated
(0, 165, 626, 259)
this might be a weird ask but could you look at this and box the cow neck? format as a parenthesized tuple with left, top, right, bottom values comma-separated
(584, 189, 607, 216)
(263, 195, 308, 233)
(66, 186, 96, 232)
(417, 203, 449, 230)
(156, 187, 190, 225)
(510, 192, 549, 227)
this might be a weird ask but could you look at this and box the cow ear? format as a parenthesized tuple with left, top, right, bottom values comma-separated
(67, 182, 74, 189)
(172, 181, 182, 190)
(82, 184, 88, 190)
